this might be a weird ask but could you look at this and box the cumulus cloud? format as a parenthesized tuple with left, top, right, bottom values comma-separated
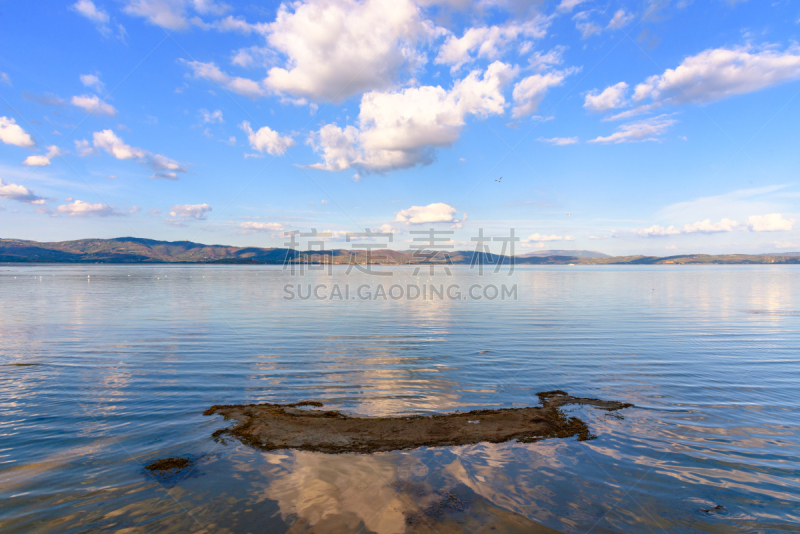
(123, 0, 229, 30)
(634, 214, 794, 236)
(71, 0, 110, 33)
(512, 68, 577, 118)
(71, 94, 117, 116)
(588, 115, 676, 144)
(93, 129, 146, 159)
(394, 202, 457, 224)
(0, 117, 36, 148)
(632, 45, 800, 106)
(149, 154, 187, 178)
(57, 199, 115, 217)
(23, 146, 62, 167)
(537, 137, 578, 145)
(522, 233, 575, 243)
(528, 46, 567, 71)
(263, 0, 441, 103)
(746, 213, 795, 232)
(573, 11, 600, 39)
(607, 9, 635, 30)
(240, 121, 295, 155)
(74, 139, 97, 156)
(308, 62, 517, 173)
(239, 221, 284, 233)
(80, 73, 105, 91)
(149, 154, 186, 172)
(584, 82, 628, 112)
(182, 60, 266, 99)
(170, 203, 212, 219)
(435, 17, 549, 72)
(557, 0, 589, 12)
(87, 130, 187, 178)
(0, 180, 47, 204)
(201, 109, 223, 123)
(195, 15, 268, 34)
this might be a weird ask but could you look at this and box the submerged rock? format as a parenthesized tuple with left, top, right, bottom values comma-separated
(204, 391, 633, 454)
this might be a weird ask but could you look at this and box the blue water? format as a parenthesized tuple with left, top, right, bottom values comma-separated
(1, 264, 799, 533)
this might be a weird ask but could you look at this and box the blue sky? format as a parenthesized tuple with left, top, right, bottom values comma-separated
(1, 0, 799, 255)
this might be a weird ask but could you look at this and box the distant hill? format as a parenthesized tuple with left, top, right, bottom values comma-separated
(1, 237, 799, 265)
(519, 250, 608, 258)
(763, 252, 800, 257)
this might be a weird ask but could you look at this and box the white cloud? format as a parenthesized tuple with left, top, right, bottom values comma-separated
(23, 146, 62, 167)
(123, 0, 229, 30)
(633, 45, 800, 105)
(0, 180, 46, 204)
(772, 241, 800, 249)
(191, 14, 268, 34)
(230, 46, 274, 68)
(373, 223, 396, 234)
(589, 114, 676, 144)
(264, 0, 440, 103)
(435, 17, 549, 72)
(607, 9, 635, 30)
(201, 109, 223, 123)
(148, 154, 187, 179)
(657, 185, 788, 223)
(71, 94, 117, 116)
(0, 117, 36, 148)
(93, 130, 146, 159)
(557, 0, 589, 12)
(634, 214, 794, 236)
(74, 139, 97, 156)
(573, 11, 600, 39)
(1, 72, 10, 85)
(584, 82, 628, 112)
(512, 68, 577, 118)
(182, 60, 266, 99)
(746, 213, 794, 232)
(240, 121, 295, 156)
(395, 202, 457, 224)
(71, 0, 109, 24)
(71, 0, 112, 36)
(538, 137, 578, 145)
(528, 46, 567, 71)
(682, 218, 740, 234)
(170, 203, 212, 219)
(80, 73, 105, 91)
(308, 62, 517, 173)
(72, 1, 125, 38)
(239, 221, 284, 233)
(522, 233, 575, 243)
(451, 212, 468, 229)
(90, 130, 187, 178)
(57, 200, 115, 217)
(149, 154, 185, 171)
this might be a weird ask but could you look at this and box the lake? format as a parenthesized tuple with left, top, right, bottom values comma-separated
(1, 264, 799, 533)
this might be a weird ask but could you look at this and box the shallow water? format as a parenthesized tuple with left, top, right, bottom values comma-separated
(1, 264, 799, 533)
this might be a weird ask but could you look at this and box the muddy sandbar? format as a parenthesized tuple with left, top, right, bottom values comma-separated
(204, 391, 633, 454)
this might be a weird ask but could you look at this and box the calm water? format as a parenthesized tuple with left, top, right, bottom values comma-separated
(1, 264, 799, 533)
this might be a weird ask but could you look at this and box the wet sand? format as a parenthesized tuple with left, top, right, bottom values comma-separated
(204, 391, 633, 454)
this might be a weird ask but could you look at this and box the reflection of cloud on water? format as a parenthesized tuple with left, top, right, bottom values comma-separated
(239, 450, 420, 534)
(235, 446, 565, 534)
(444, 441, 569, 525)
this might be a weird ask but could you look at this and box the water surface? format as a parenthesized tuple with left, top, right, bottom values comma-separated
(1, 264, 799, 533)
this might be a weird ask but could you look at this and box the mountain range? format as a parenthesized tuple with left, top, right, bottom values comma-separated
(1, 237, 799, 265)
